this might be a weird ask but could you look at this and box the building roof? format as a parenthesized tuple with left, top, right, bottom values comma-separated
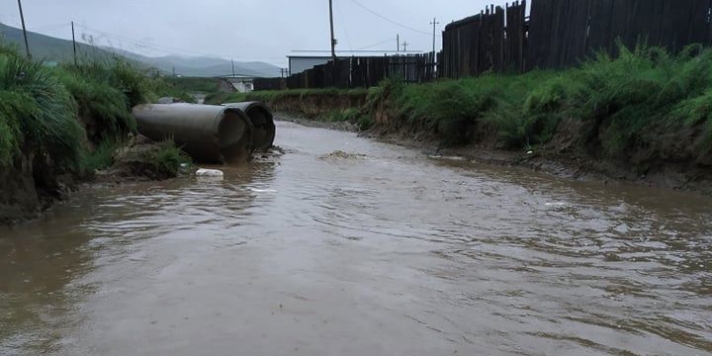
(288, 51, 424, 59)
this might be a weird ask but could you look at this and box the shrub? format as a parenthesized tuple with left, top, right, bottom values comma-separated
(147, 141, 191, 178)
(0, 53, 85, 170)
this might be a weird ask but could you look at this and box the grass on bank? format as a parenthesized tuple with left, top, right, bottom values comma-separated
(375, 42, 712, 159)
(147, 141, 191, 178)
(164, 76, 222, 94)
(210, 42, 712, 162)
(205, 87, 368, 106)
(0, 53, 85, 170)
(0, 43, 194, 180)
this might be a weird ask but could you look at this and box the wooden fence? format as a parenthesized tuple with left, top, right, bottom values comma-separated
(253, 77, 285, 91)
(441, 2, 526, 78)
(276, 53, 436, 90)
(527, 0, 712, 70)
(256, 0, 712, 91)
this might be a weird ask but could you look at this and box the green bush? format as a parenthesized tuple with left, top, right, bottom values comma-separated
(0, 52, 85, 170)
(357, 115, 375, 130)
(164, 77, 221, 94)
(56, 66, 136, 143)
(81, 139, 120, 172)
(325, 108, 360, 122)
(147, 141, 191, 178)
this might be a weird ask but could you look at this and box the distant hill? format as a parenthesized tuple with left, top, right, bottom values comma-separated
(107, 49, 281, 78)
(0, 23, 280, 77)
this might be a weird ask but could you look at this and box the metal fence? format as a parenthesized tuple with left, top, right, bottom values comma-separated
(255, 0, 712, 91)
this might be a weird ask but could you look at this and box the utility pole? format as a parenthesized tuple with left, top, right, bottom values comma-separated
(397, 34, 400, 52)
(231, 59, 235, 77)
(71, 21, 77, 65)
(430, 17, 439, 79)
(17, 0, 31, 59)
(328, 0, 336, 61)
(402, 41, 409, 52)
(172, 66, 176, 77)
(430, 17, 440, 55)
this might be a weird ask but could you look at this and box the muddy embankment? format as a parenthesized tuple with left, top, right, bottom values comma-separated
(0, 139, 187, 226)
(252, 90, 712, 196)
(262, 91, 366, 119)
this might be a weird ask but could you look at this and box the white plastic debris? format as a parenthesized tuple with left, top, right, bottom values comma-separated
(196, 168, 224, 177)
(527, 150, 534, 155)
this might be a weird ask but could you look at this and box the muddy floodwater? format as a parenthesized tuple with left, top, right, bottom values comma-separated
(1, 121, 711, 356)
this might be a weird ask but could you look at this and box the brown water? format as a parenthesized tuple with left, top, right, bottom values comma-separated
(1, 121, 711, 356)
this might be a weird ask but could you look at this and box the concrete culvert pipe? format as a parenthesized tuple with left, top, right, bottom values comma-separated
(223, 102, 275, 151)
(132, 104, 254, 164)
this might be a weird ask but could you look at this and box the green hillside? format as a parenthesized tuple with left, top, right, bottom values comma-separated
(0, 23, 116, 62)
(0, 23, 281, 77)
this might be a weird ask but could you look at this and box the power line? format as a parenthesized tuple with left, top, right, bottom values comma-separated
(30, 22, 71, 32)
(334, 0, 353, 52)
(346, 0, 431, 36)
(358, 37, 395, 50)
(73, 24, 285, 63)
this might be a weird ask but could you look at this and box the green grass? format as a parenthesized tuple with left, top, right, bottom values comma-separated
(164, 77, 221, 94)
(146, 141, 191, 178)
(361, 43, 712, 156)
(81, 140, 121, 172)
(205, 87, 367, 105)
(205, 42, 712, 163)
(0, 42, 195, 177)
(0, 49, 85, 170)
(325, 108, 360, 122)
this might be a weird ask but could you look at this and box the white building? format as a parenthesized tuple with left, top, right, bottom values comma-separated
(224, 76, 254, 93)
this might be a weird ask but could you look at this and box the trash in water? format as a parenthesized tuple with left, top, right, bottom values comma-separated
(196, 168, 224, 177)
(249, 188, 278, 193)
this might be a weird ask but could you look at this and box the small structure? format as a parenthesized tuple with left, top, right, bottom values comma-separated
(222, 75, 254, 93)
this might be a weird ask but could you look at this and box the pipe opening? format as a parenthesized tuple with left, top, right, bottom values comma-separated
(224, 102, 276, 151)
(218, 109, 253, 164)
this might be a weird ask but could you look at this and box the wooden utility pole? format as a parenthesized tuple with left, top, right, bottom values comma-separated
(71, 21, 77, 65)
(430, 18, 439, 55)
(430, 17, 439, 79)
(402, 41, 409, 52)
(17, 0, 31, 59)
(397, 34, 400, 52)
(329, 0, 336, 61)
(231, 59, 235, 77)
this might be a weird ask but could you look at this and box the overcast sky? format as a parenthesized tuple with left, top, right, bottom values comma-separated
(0, 0, 512, 67)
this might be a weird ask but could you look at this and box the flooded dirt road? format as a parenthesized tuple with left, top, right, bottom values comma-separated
(1, 121, 711, 356)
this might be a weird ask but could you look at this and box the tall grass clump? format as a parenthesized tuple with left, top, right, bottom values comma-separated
(558, 42, 712, 155)
(0, 49, 84, 170)
(57, 63, 136, 143)
(56, 59, 195, 144)
(394, 77, 503, 145)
